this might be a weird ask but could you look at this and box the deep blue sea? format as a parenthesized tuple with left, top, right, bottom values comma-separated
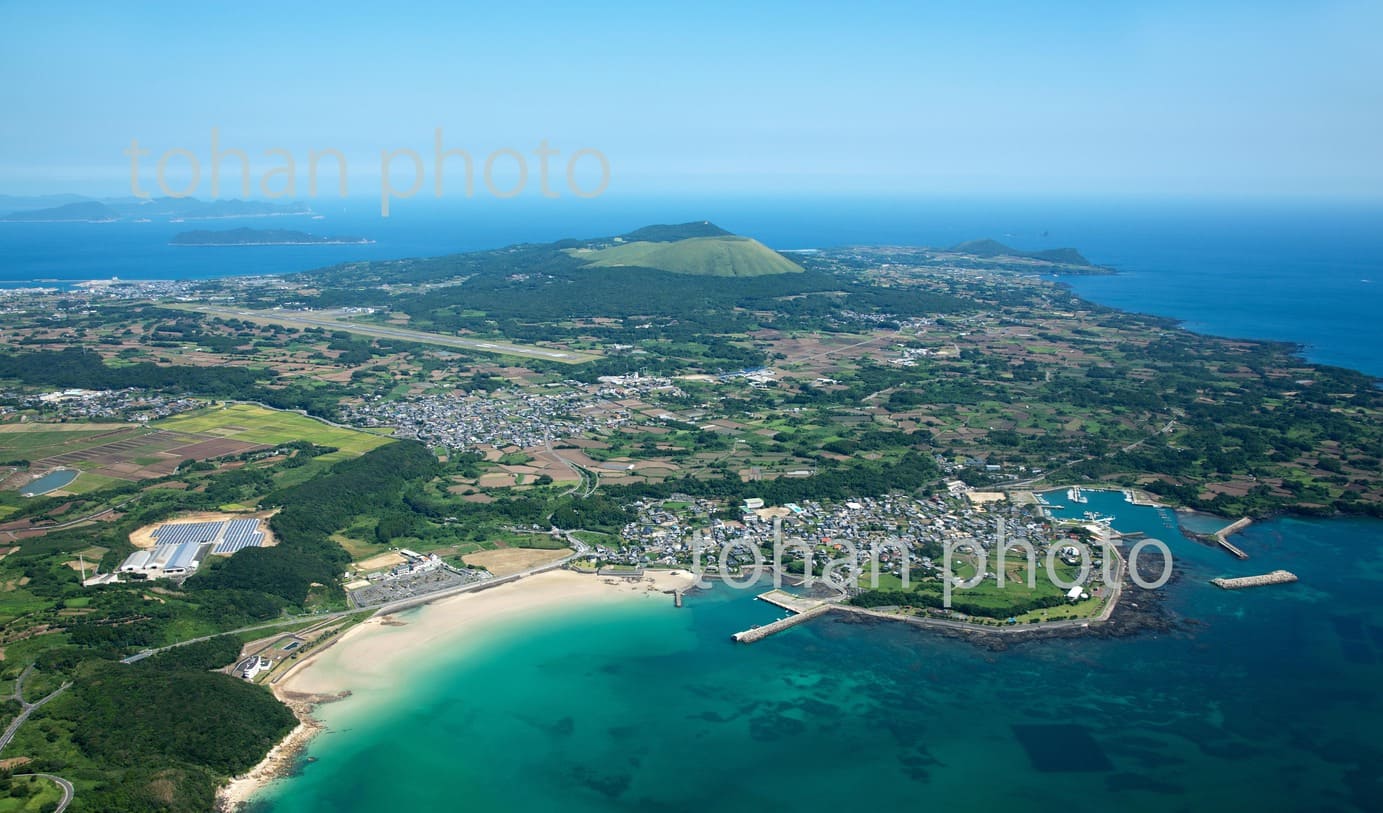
(2, 196, 1379, 375)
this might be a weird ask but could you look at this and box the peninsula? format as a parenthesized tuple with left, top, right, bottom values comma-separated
(170, 227, 373, 246)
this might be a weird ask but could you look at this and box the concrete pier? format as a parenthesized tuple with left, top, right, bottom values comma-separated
(673, 589, 683, 608)
(732, 605, 831, 643)
(1211, 570, 1297, 590)
(1212, 517, 1252, 559)
(755, 589, 827, 614)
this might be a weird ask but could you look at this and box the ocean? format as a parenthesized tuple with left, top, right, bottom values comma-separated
(254, 491, 1383, 812)
(1, 196, 1380, 375)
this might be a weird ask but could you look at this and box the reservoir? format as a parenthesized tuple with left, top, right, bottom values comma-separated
(20, 468, 78, 497)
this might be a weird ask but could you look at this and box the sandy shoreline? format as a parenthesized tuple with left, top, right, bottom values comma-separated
(216, 568, 695, 811)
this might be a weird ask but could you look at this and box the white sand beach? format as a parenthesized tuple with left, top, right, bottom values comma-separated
(217, 569, 696, 810)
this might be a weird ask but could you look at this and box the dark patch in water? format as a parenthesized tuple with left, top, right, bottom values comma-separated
(570, 767, 631, 799)
(1331, 614, 1365, 640)
(1341, 647, 1376, 665)
(1011, 724, 1113, 772)
(794, 697, 843, 720)
(897, 750, 940, 783)
(748, 712, 807, 741)
(690, 710, 738, 724)
(1104, 772, 1183, 794)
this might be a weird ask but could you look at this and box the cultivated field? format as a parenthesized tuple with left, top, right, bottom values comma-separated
(0, 423, 267, 491)
(154, 403, 392, 460)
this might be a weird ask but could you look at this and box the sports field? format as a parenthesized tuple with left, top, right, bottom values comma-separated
(154, 403, 392, 459)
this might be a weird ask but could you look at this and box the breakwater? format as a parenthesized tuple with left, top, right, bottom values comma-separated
(1211, 570, 1298, 590)
(731, 605, 831, 643)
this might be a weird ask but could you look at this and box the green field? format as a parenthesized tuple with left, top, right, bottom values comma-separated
(154, 403, 392, 460)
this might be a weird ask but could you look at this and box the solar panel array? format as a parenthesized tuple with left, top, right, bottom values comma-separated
(146, 518, 266, 556)
(152, 521, 226, 547)
(214, 518, 265, 554)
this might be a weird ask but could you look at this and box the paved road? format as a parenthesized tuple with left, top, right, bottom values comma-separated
(14, 773, 73, 812)
(0, 671, 72, 754)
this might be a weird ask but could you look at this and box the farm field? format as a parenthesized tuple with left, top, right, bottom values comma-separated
(0, 423, 267, 488)
(154, 403, 392, 460)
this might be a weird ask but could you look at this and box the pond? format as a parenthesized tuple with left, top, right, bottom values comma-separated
(20, 468, 79, 497)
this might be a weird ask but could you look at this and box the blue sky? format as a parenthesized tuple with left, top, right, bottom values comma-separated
(1, 0, 1380, 199)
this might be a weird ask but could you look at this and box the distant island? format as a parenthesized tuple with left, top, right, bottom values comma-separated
(0, 201, 120, 222)
(170, 228, 373, 246)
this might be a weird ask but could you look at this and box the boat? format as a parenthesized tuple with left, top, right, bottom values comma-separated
(1066, 486, 1088, 503)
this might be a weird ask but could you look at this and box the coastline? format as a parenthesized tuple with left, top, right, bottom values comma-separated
(216, 568, 696, 811)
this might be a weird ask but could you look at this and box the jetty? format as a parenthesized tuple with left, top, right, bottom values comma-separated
(730, 590, 837, 643)
(732, 605, 831, 643)
(1211, 570, 1297, 590)
(1213, 517, 1252, 560)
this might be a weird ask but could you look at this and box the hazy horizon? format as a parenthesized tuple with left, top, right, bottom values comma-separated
(3, 0, 1381, 201)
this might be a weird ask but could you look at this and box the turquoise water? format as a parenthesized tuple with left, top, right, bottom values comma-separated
(19, 468, 78, 496)
(257, 493, 1383, 812)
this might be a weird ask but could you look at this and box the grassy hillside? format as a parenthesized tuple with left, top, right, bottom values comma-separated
(568, 236, 803, 277)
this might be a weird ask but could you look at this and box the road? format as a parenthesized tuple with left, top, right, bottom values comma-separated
(14, 773, 73, 812)
(181, 305, 600, 364)
(0, 667, 73, 754)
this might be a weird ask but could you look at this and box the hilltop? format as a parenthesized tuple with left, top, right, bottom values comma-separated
(567, 225, 803, 277)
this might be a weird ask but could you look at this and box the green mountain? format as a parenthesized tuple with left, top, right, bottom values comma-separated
(950, 239, 1092, 266)
(568, 231, 803, 277)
